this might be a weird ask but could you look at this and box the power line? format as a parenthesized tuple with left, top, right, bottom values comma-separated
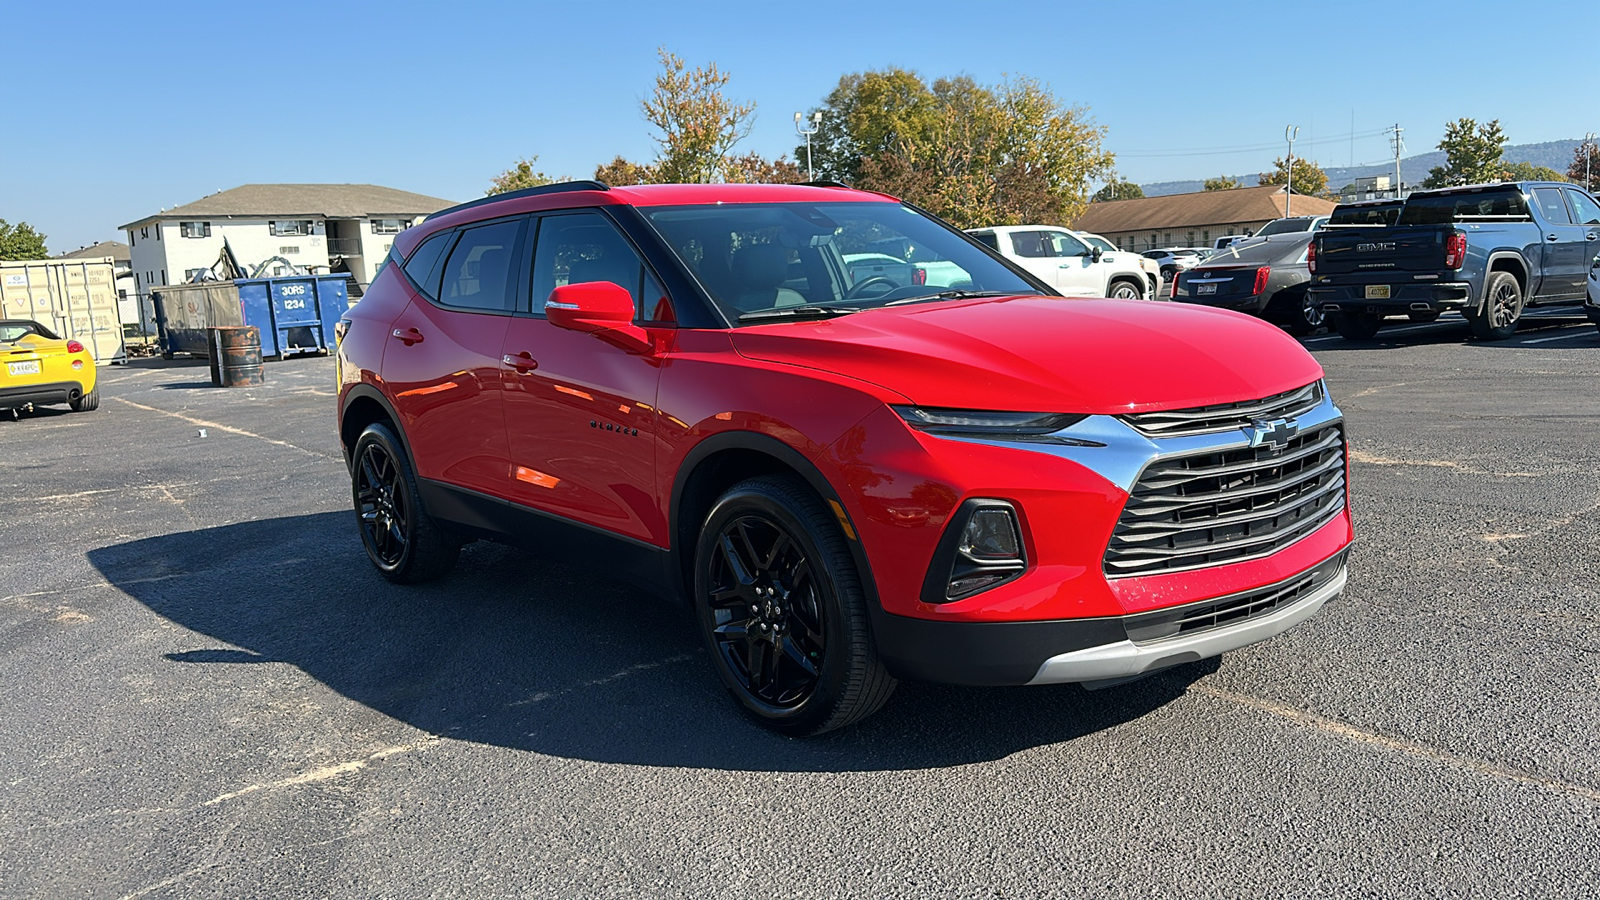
(1118, 128, 1391, 158)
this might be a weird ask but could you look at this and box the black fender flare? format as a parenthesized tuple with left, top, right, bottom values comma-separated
(339, 383, 414, 472)
(668, 430, 882, 611)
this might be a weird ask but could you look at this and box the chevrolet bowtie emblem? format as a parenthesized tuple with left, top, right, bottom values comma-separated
(1246, 417, 1298, 451)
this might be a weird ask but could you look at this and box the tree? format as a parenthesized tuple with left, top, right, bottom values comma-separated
(799, 70, 1114, 228)
(1499, 160, 1566, 183)
(0, 220, 48, 260)
(593, 156, 656, 186)
(723, 152, 804, 184)
(1203, 175, 1241, 191)
(1568, 138, 1600, 192)
(1422, 118, 1508, 188)
(1257, 156, 1329, 197)
(486, 156, 555, 195)
(1093, 179, 1144, 202)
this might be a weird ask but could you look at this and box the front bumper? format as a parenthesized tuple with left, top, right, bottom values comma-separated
(874, 550, 1347, 685)
(1309, 280, 1473, 314)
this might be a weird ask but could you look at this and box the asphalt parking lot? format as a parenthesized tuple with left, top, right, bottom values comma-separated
(4, 312, 1599, 899)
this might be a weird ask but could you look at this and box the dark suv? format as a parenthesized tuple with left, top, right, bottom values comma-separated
(336, 181, 1352, 735)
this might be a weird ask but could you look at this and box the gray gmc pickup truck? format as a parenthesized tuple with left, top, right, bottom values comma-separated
(1308, 181, 1600, 340)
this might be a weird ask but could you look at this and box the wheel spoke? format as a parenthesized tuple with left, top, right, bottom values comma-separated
(360, 453, 382, 492)
(717, 534, 756, 587)
(778, 634, 819, 679)
(747, 639, 773, 692)
(760, 531, 792, 572)
(733, 520, 764, 575)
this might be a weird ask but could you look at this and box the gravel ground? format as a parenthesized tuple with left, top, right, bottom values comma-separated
(2, 313, 1598, 899)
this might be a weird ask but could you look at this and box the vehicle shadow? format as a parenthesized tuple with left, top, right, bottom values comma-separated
(1305, 311, 1595, 350)
(88, 512, 1215, 773)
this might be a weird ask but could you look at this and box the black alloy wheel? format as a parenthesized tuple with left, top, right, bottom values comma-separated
(695, 476, 894, 736)
(1467, 271, 1524, 340)
(1284, 289, 1325, 336)
(351, 423, 460, 583)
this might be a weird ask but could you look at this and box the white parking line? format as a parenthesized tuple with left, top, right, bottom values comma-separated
(1520, 329, 1594, 345)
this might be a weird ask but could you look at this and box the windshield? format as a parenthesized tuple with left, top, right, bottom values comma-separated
(0, 322, 47, 342)
(1080, 234, 1116, 252)
(1256, 218, 1313, 236)
(1398, 189, 1530, 225)
(1202, 234, 1309, 265)
(642, 202, 1042, 323)
(1328, 203, 1401, 226)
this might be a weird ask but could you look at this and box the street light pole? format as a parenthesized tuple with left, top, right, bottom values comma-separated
(794, 111, 822, 182)
(1284, 125, 1299, 217)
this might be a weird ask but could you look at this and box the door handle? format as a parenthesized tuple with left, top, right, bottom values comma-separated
(502, 351, 538, 372)
(391, 327, 424, 345)
(1587, 232, 1598, 241)
(1547, 234, 1560, 242)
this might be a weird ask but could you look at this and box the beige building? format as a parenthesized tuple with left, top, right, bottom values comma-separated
(1073, 185, 1338, 251)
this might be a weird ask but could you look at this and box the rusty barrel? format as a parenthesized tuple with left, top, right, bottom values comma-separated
(211, 326, 264, 387)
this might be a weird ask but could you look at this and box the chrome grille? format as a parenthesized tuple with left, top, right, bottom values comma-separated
(1104, 423, 1347, 577)
(1121, 382, 1323, 438)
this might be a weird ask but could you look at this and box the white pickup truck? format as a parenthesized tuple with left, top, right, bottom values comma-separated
(966, 225, 1161, 300)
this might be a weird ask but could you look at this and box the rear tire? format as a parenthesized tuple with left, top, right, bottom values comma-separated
(350, 422, 460, 584)
(70, 387, 100, 412)
(1467, 271, 1524, 341)
(1407, 310, 1441, 323)
(693, 475, 895, 736)
(1334, 310, 1383, 341)
(1282, 289, 1325, 336)
(1107, 278, 1143, 300)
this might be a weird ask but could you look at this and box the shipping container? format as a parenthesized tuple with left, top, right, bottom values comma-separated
(152, 274, 350, 359)
(0, 258, 126, 363)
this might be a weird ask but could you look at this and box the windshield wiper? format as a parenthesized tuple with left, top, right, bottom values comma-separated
(737, 305, 860, 323)
(884, 289, 1029, 306)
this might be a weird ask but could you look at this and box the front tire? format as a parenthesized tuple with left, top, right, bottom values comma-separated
(70, 387, 100, 412)
(350, 422, 460, 584)
(1107, 278, 1143, 300)
(694, 475, 895, 736)
(1467, 271, 1524, 340)
(1334, 310, 1383, 341)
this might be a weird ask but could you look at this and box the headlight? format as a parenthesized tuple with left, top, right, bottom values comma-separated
(893, 406, 1084, 438)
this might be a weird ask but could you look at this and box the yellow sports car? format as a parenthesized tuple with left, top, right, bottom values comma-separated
(0, 319, 99, 415)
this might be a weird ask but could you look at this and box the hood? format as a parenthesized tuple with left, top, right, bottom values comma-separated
(730, 296, 1324, 414)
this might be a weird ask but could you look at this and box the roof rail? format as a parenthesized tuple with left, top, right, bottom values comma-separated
(799, 180, 852, 189)
(430, 180, 611, 218)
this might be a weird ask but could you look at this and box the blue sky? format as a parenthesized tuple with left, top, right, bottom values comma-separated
(7, 0, 1596, 251)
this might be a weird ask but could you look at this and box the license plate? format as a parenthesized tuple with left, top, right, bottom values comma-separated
(6, 360, 40, 376)
(1196, 283, 1217, 295)
(1365, 285, 1391, 300)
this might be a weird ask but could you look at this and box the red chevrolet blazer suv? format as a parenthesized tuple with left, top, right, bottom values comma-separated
(335, 181, 1352, 735)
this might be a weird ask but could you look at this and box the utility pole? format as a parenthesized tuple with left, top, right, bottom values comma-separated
(794, 111, 822, 182)
(1284, 125, 1299, 217)
(1390, 124, 1405, 198)
(1587, 132, 1596, 192)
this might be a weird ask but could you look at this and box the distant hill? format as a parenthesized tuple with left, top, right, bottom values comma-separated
(1140, 139, 1582, 197)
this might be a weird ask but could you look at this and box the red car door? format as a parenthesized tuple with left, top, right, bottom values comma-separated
(499, 210, 671, 545)
(382, 217, 526, 496)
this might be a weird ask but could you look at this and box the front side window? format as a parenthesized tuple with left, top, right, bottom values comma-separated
(179, 221, 210, 238)
(1532, 188, 1572, 224)
(1563, 189, 1600, 225)
(438, 219, 522, 313)
(644, 201, 1037, 322)
(1043, 230, 1091, 257)
(530, 212, 671, 323)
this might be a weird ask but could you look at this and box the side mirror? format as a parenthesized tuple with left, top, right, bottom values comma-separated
(1090, 246, 1104, 262)
(546, 281, 652, 354)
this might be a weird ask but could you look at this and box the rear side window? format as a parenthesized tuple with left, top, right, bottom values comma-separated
(438, 219, 522, 312)
(970, 232, 999, 251)
(1399, 190, 1530, 225)
(403, 231, 452, 297)
(530, 211, 671, 323)
(1565, 189, 1600, 226)
(1531, 188, 1572, 224)
(1009, 231, 1055, 258)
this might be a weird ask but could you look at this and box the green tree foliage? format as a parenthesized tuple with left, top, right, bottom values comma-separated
(0, 220, 48, 260)
(1422, 118, 1508, 188)
(1203, 175, 1241, 191)
(1567, 138, 1600, 192)
(803, 70, 1114, 227)
(1093, 178, 1145, 202)
(723, 152, 804, 185)
(1499, 160, 1566, 183)
(593, 156, 655, 186)
(1257, 156, 1329, 197)
(486, 157, 555, 195)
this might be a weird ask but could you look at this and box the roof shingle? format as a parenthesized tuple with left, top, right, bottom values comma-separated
(1072, 185, 1338, 234)
(119, 184, 457, 230)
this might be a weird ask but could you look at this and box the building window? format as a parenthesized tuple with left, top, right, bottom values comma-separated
(270, 220, 314, 237)
(140, 227, 149, 239)
(1202, 230, 1210, 243)
(184, 267, 209, 282)
(279, 246, 300, 255)
(370, 218, 412, 234)
(179, 221, 211, 238)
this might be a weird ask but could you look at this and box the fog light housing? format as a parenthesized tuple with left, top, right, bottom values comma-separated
(922, 499, 1028, 603)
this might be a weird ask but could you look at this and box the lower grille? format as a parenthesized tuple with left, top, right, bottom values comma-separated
(1104, 423, 1347, 576)
(1123, 550, 1347, 644)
